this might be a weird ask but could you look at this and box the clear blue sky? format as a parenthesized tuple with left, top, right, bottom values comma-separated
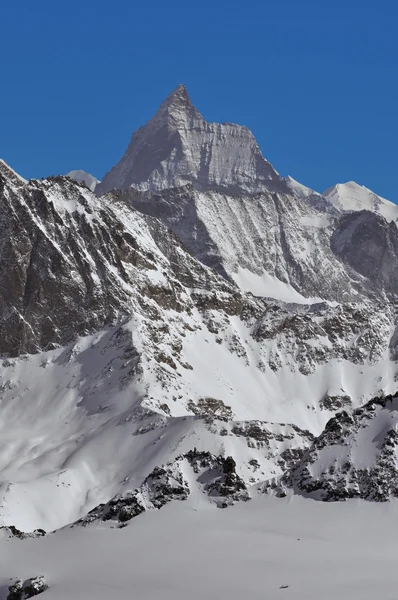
(2, 0, 397, 200)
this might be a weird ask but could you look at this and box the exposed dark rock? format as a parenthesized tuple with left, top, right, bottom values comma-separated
(332, 210, 398, 298)
(0, 526, 46, 540)
(76, 450, 249, 527)
(187, 398, 233, 421)
(7, 576, 47, 600)
(278, 393, 398, 501)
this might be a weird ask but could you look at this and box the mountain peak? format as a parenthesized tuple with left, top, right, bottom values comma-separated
(152, 84, 201, 125)
(0, 159, 27, 186)
(163, 83, 191, 106)
(324, 180, 398, 222)
(97, 86, 283, 195)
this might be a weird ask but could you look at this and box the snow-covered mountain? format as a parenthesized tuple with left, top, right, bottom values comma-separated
(3, 84, 398, 600)
(66, 169, 99, 192)
(324, 181, 398, 223)
(94, 86, 398, 302)
(96, 84, 285, 196)
(1, 161, 398, 536)
(2, 83, 398, 598)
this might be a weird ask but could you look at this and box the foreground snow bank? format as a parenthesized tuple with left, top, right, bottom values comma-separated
(2, 496, 398, 600)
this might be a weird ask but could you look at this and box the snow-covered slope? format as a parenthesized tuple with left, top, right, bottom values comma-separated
(1, 163, 398, 531)
(96, 85, 285, 196)
(3, 497, 398, 600)
(324, 181, 398, 223)
(66, 170, 99, 192)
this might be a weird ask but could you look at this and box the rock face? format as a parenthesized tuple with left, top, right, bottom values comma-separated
(78, 451, 249, 527)
(277, 393, 398, 502)
(7, 576, 47, 600)
(118, 184, 398, 302)
(0, 166, 238, 356)
(331, 210, 398, 297)
(96, 85, 285, 196)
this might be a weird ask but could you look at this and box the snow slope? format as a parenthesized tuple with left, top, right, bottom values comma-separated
(324, 181, 398, 222)
(2, 299, 397, 531)
(3, 496, 398, 600)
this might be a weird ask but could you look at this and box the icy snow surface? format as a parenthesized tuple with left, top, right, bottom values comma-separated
(231, 267, 324, 303)
(2, 496, 398, 600)
(324, 181, 398, 222)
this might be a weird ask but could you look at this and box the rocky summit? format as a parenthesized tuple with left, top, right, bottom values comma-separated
(96, 84, 284, 196)
(1, 85, 398, 545)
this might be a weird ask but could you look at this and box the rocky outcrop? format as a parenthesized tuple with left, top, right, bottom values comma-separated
(7, 576, 47, 600)
(276, 393, 398, 501)
(0, 526, 46, 540)
(77, 451, 249, 527)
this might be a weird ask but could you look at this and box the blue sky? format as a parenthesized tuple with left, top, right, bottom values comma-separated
(2, 0, 397, 200)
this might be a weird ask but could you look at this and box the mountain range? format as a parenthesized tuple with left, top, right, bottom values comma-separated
(73, 86, 398, 304)
(1, 84, 398, 574)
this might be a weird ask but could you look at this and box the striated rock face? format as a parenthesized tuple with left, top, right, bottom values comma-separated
(112, 178, 398, 303)
(331, 210, 398, 297)
(96, 85, 285, 196)
(276, 393, 398, 502)
(0, 167, 238, 356)
(119, 184, 398, 302)
(0, 171, 139, 356)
